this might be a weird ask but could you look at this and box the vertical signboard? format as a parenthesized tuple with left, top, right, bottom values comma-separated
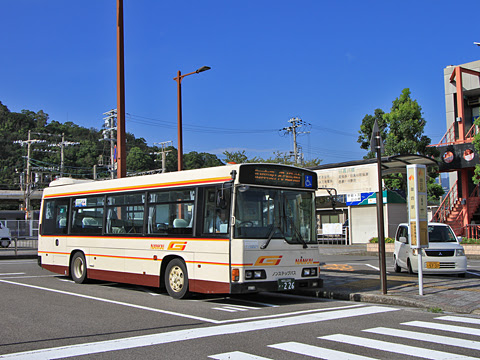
(407, 164, 429, 248)
(407, 164, 429, 296)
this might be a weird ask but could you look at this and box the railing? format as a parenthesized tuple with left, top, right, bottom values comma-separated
(465, 225, 480, 240)
(465, 124, 480, 141)
(431, 122, 478, 147)
(432, 180, 458, 223)
(435, 122, 457, 145)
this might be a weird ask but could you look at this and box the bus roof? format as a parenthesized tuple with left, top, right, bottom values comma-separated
(43, 163, 317, 199)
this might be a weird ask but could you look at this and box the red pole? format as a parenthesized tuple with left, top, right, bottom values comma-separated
(116, 0, 126, 178)
(176, 71, 183, 171)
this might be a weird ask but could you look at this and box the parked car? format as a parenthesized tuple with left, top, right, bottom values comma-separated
(0, 222, 11, 248)
(393, 222, 467, 277)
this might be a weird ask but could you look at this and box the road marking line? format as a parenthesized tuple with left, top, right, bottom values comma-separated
(438, 315, 480, 325)
(403, 320, 480, 336)
(270, 342, 375, 359)
(320, 334, 480, 360)
(212, 307, 239, 312)
(0, 272, 25, 276)
(209, 351, 272, 360)
(0, 306, 397, 359)
(365, 327, 480, 350)
(0, 279, 372, 325)
(0, 279, 218, 324)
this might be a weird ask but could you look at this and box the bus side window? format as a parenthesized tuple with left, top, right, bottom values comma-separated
(147, 189, 195, 236)
(42, 199, 69, 235)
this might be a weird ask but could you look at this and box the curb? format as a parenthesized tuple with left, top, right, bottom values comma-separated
(315, 289, 479, 314)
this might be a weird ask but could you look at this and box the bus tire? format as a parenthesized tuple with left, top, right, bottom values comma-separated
(71, 252, 88, 284)
(165, 258, 189, 299)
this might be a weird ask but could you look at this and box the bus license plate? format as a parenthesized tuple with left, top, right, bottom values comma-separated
(278, 278, 295, 291)
(426, 262, 440, 269)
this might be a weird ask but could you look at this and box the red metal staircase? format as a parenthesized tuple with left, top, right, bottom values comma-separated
(432, 182, 480, 236)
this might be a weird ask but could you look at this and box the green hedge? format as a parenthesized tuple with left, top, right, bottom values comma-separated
(461, 238, 480, 244)
(369, 237, 395, 243)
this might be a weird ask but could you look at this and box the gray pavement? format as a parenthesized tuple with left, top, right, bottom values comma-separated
(2, 245, 480, 314)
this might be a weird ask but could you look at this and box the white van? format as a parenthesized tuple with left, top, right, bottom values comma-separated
(0, 222, 12, 248)
(393, 222, 467, 277)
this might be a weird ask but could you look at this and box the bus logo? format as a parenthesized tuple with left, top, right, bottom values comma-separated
(255, 255, 282, 266)
(167, 241, 187, 251)
(150, 244, 165, 250)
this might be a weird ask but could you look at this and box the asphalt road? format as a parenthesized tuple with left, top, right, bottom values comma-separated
(2, 259, 480, 359)
(322, 253, 480, 277)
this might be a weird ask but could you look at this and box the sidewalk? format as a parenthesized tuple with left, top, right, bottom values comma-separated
(315, 245, 480, 315)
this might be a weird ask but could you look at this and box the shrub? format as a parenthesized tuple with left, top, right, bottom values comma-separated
(369, 237, 394, 243)
(461, 238, 480, 244)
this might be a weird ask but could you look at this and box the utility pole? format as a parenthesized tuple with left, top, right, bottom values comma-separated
(13, 130, 46, 220)
(47, 133, 79, 177)
(152, 141, 173, 173)
(281, 117, 310, 165)
(102, 110, 117, 179)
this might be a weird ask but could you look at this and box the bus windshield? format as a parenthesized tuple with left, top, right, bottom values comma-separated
(234, 186, 315, 244)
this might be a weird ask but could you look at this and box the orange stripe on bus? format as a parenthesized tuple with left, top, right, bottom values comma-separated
(43, 177, 231, 198)
(41, 235, 229, 242)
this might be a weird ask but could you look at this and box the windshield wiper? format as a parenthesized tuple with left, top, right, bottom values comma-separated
(261, 224, 284, 249)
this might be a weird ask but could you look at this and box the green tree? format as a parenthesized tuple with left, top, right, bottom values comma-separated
(223, 150, 249, 164)
(126, 146, 155, 173)
(473, 117, 480, 185)
(357, 88, 442, 200)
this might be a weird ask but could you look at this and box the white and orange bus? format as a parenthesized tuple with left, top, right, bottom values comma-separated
(38, 163, 322, 299)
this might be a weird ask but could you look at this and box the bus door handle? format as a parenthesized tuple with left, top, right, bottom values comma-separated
(55, 239, 59, 246)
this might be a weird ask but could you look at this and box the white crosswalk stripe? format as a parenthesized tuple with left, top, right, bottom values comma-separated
(319, 334, 480, 360)
(211, 318, 480, 359)
(403, 320, 480, 336)
(269, 341, 376, 359)
(365, 327, 480, 351)
(438, 315, 480, 326)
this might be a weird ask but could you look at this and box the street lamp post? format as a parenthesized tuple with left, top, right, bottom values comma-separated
(173, 66, 211, 171)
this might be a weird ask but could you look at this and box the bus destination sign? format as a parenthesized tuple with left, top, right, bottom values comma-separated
(239, 164, 317, 189)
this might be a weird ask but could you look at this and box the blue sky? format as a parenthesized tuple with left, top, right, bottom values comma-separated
(1, 0, 479, 165)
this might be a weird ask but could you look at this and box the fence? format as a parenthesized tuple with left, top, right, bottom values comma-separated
(0, 220, 38, 255)
(2, 219, 39, 238)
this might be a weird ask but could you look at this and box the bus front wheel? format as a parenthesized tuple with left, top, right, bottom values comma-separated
(165, 259, 189, 299)
(71, 252, 88, 284)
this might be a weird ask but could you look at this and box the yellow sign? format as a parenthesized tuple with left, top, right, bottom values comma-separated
(407, 164, 429, 248)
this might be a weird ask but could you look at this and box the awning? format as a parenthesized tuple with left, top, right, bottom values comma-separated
(310, 154, 437, 176)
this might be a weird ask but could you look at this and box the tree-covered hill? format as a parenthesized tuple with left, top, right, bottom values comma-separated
(0, 101, 224, 189)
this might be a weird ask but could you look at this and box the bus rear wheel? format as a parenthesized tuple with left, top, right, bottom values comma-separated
(71, 252, 87, 284)
(165, 259, 189, 299)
